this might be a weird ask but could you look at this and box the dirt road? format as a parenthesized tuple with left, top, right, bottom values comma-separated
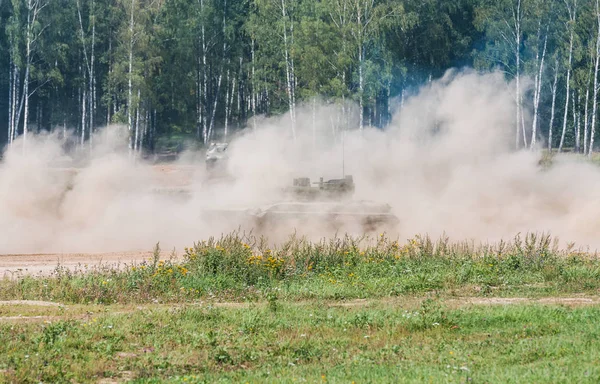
(0, 164, 198, 278)
(0, 251, 155, 278)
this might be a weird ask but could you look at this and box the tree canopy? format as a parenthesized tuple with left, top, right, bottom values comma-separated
(0, 0, 599, 154)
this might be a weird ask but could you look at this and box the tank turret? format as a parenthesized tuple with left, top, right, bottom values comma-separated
(283, 175, 355, 201)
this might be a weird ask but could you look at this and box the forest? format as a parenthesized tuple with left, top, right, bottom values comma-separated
(0, 0, 598, 155)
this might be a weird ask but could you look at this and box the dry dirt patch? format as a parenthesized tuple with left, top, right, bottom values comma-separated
(0, 300, 62, 306)
(448, 296, 600, 307)
(0, 251, 156, 278)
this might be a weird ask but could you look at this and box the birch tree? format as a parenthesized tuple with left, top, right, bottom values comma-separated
(529, 15, 549, 149)
(588, 0, 600, 156)
(76, 0, 97, 148)
(19, 0, 48, 146)
(474, 0, 529, 149)
(548, 56, 560, 151)
(558, 0, 577, 152)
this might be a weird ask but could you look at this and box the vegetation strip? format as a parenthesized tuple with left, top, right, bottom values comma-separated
(1, 233, 600, 382)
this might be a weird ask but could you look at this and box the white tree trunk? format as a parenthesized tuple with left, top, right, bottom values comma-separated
(90, 0, 96, 150)
(575, 90, 581, 152)
(530, 27, 548, 150)
(201, 0, 208, 144)
(357, 0, 364, 131)
(514, 0, 522, 149)
(22, 0, 37, 146)
(208, 73, 222, 142)
(281, 0, 296, 140)
(251, 39, 257, 132)
(12, 65, 19, 144)
(584, 76, 591, 153)
(359, 43, 364, 131)
(134, 90, 140, 153)
(107, 36, 112, 125)
(589, 0, 600, 156)
(548, 58, 559, 152)
(224, 69, 230, 140)
(196, 46, 202, 139)
(312, 97, 316, 149)
(559, 2, 576, 152)
(8, 59, 13, 145)
(128, 0, 135, 151)
(81, 85, 86, 146)
(228, 74, 237, 138)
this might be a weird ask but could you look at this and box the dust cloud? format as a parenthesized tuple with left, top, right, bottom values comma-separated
(1, 69, 599, 254)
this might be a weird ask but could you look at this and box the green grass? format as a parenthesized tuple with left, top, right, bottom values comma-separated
(1, 232, 599, 304)
(1, 298, 599, 383)
(1, 231, 600, 383)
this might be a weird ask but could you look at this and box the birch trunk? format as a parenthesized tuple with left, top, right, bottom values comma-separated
(584, 75, 591, 153)
(81, 85, 86, 146)
(548, 59, 559, 151)
(228, 75, 237, 138)
(251, 39, 257, 131)
(312, 97, 316, 149)
(9, 65, 17, 144)
(281, 0, 296, 139)
(530, 26, 548, 150)
(514, 0, 522, 149)
(589, 0, 600, 156)
(106, 36, 112, 124)
(208, 73, 222, 142)
(90, 0, 95, 150)
(290, 13, 296, 130)
(575, 90, 581, 152)
(134, 90, 140, 153)
(196, 47, 202, 139)
(224, 69, 230, 140)
(8, 59, 13, 145)
(22, 0, 38, 146)
(559, 0, 576, 152)
(13, 65, 19, 144)
(200, 0, 208, 144)
(358, 42, 364, 131)
(128, 0, 135, 151)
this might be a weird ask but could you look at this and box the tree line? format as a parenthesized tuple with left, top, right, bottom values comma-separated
(0, 0, 598, 155)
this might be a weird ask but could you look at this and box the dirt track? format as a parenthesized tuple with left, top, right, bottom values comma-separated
(0, 251, 155, 278)
(0, 165, 196, 278)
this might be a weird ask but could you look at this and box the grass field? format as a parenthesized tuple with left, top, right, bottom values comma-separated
(1, 232, 600, 383)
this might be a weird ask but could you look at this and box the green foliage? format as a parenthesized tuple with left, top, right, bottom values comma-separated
(1, 0, 599, 149)
(2, 231, 600, 305)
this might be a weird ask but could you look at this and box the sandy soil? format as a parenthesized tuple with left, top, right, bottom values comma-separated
(0, 165, 196, 278)
(0, 251, 155, 278)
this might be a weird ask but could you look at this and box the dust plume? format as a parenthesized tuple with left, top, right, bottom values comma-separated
(1, 69, 599, 254)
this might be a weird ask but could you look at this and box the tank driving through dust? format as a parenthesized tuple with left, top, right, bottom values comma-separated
(203, 175, 399, 235)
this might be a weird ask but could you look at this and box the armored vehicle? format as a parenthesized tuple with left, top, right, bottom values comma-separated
(205, 142, 229, 172)
(202, 175, 399, 235)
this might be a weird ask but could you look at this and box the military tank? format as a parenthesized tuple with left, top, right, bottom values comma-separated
(201, 175, 399, 235)
(205, 142, 229, 172)
(150, 142, 232, 199)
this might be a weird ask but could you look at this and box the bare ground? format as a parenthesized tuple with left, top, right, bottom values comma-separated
(2, 296, 599, 324)
(0, 251, 155, 278)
